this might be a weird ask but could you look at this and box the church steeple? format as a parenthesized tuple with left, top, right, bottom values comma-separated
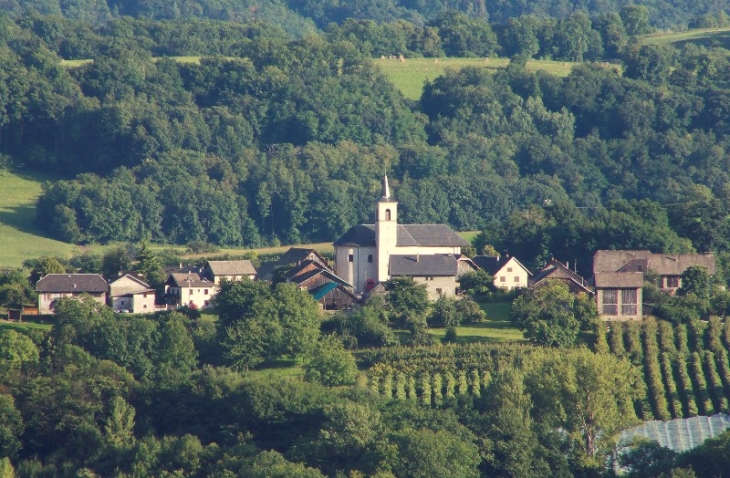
(380, 174, 390, 200)
(375, 174, 397, 283)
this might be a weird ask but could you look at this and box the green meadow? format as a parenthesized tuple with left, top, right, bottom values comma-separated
(640, 26, 730, 48)
(0, 170, 79, 269)
(427, 300, 524, 343)
(375, 57, 576, 100)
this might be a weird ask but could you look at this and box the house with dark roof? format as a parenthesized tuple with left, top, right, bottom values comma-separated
(334, 175, 470, 298)
(472, 255, 531, 290)
(109, 274, 156, 314)
(202, 260, 257, 284)
(531, 259, 593, 295)
(36, 274, 108, 314)
(165, 272, 214, 309)
(257, 248, 333, 281)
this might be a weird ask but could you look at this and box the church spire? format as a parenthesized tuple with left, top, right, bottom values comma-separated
(381, 174, 390, 199)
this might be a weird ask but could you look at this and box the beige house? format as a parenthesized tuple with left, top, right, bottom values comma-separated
(202, 260, 257, 285)
(36, 274, 108, 314)
(594, 272, 644, 321)
(472, 255, 531, 290)
(333, 175, 470, 299)
(165, 272, 215, 309)
(109, 274, 156, 314)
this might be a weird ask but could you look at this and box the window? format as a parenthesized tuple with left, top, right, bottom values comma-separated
(385, 209, 391, 220)
(602, 289, 618, 315)
(368, 254, 373, 263)
(500, 276, 506, 282)
(621, 289, 638, 316)
(143, 304, 147, 309)
(666, 276, 680, 288)
(143, 293, 147, 298)
(348, 254, 354, 263)
(204, 289, 209, 295)
(514, 276, 520, 282)
(507, 267, 513, 272)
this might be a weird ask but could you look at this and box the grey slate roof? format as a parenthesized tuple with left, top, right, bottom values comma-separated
(334, 224, 469, 248)
(593, 251, 716, 276)
(206, 260, 257, 276)
(472, 255, 532, 276)
(36, 274, 108, 293)
(389, 254, 458, 276)
(594, 272, 645, 288)
(166, 273, 213, 288)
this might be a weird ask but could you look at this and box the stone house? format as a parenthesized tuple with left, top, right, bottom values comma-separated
(36, 274, 108, 314)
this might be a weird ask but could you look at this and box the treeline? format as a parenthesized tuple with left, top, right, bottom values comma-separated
(2, 0, 728, 32)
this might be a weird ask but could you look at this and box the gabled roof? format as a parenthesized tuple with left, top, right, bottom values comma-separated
(109, 274, 155, 296)
(593, 250, 716, 276)
(166, 272, 213, 288)
(286, 260, 352, 288)
(389, 254, 458, 277)
(472, 255, 532, 276)
(594, 272, 645, 289)
(334, 224, 469, 248)
(36, 274, 108, 293)
(531, 260, 593, 294)
(206, 260, 257, 276)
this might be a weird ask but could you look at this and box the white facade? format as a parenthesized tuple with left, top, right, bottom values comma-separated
(493, 257, 530, 290)
(38, 292, 106, 314)
(334, 175, 468, 296)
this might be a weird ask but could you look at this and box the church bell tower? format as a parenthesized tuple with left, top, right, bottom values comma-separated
(375, 174, 398, 283)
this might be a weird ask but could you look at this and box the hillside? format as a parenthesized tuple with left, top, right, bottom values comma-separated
(0, 170, 77, 268)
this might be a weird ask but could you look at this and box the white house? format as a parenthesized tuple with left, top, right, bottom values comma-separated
(334, 175, 470, 298)
(165, 272, 215, 309)
(472, 255, 531, 290)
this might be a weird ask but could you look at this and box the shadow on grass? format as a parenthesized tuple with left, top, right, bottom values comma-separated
(670, 30, 730, 49)
(0, 204, 45, 234)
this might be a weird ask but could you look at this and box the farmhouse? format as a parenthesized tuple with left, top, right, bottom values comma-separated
(165, 272, 214, 309)
(202, 260, 257, 284)
(334, 175, 470, 299)
(36, 273, 108, 314)
(109, 274, 156, 314)
(592, 250, 717, 320)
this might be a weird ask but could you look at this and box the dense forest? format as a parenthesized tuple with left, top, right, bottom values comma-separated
(1, 0, 730, 30)
(2, 10, 730, 276)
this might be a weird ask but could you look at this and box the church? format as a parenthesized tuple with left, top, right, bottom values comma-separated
(334, 175, 472, 299)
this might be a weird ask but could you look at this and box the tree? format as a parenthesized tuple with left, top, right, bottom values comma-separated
(526, 348, 642, 468)
(427, 296, 459, 328)
(0, 330, 40, 379)
(104, 396, 136, 450)
(458, 270, 495, 297)
(134, 241, 163, 287)
(394, 428, 480, 478)
(215, 280, 321, 370)
(678, 266, 711, 301)
(102, 245, 132, 280)
(27, 256, 66, 284)
(620, 5, 652, 36)
(0, 394, 24, 459)
(511, 280, 585, 347)
(384, 277, 428, 330)
(303, 335, 358, 386)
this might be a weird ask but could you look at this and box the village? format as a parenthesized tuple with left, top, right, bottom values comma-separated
(30, 175, 717, 321)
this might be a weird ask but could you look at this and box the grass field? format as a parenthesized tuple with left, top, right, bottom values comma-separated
(428, 301, 524, 343)
(375, 57, 576, 100)
(0, 170, 81, 269)
(640, 27, 730, 48)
